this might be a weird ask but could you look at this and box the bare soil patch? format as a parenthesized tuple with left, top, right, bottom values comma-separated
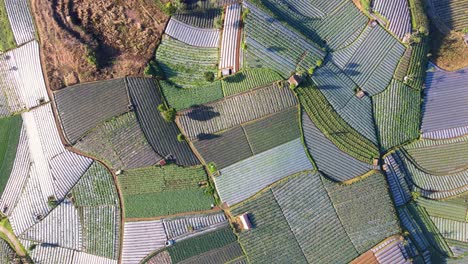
(429, 25, 468, 71)
(31, 0, 169, 90)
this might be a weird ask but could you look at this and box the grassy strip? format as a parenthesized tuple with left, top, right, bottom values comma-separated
(0, 1, 15, 52)
(222, 68, 283, 97)
(296, 79, 379, 164)
(117, 164, 213, 218)
(408, 0, 429, 31)
(160, 80, 223, 111)
(167, 226, 237, 263)
(405, 37, 430, 90)
(0, 116, 22, 196)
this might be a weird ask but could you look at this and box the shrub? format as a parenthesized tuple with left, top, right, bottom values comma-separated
(241, 41, 247, 50)
(177, 133, 186, 142)
(158, 103, 168, 112)
(316, 59, 323, 67)
(162, 2, 177, 16)
(47, 196, 58, 208)
(289, 83, 296, 90)
(242, 8, 250, 20)
(214, 17, 223, 29)
(144, 60, 165, 79)
(85, 48, 98, 67)
(204, 72, 215, 82)
(308, 67, 315, 75)
(207, 162, 217, 174)
(162, 108, 176, 122)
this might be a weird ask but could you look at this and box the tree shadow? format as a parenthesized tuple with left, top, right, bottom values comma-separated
(223, 72, 246, 83)
(197, 133, 221, 141)
(186, 105, 220, 121)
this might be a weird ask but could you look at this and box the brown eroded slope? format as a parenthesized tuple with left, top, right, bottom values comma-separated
(31, 0, 168, 90)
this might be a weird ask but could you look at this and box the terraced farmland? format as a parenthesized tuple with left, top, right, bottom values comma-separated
(117, 164, 213, 218)
(427, 0, 468, 31)
(373, 80, 421, 151)
(272, 172, 359, 263)
(215, 138, 313, 206)
(231, 190, 308, 263)
(165, 18, 220, 47)
(160, 80, 223, 111)
(243, 2, 325, 76)
(127, 77, 200, 166)
(302, 112, 374, 182)
(0, 0, 15, 51)
(54, 78, 130, 144)
(322, 172, 401, 253)
(178, 84, 297, 140)
(74, 112, 161, 170)
(0, 115, 21, 196)
(421, 64, 468, 139)
(221, 68, 283, 96)
(373, 0, 412, 39)
(296, 79, 379, 164)
(174, 7, 222, 28)
(404, 136, 468, 174)
(156, 36, 218, 88)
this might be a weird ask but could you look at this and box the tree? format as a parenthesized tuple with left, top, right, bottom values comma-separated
(204, 72, 215, 82)
(316, 59, 323, 67)
(214, 17, 223, 29)
(177, 133, 186, 142)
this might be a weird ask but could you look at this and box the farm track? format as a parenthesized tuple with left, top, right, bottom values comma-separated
(0, 225, 26, 257)
(124, 207, 224, 222)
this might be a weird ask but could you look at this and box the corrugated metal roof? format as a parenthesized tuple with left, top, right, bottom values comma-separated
(122, 220, 167, 264)
(215, 138, 313, 206)
(4, 0, 36, 45)
(165, 18, 220, 47)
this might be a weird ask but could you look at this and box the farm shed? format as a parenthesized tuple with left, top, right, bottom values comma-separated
(165, 18, 220, 48)
(421, 63, 468, 139)
(214, 138, 313, 206)
(53, 78, 130, 144)
(121, 220, 167, 264)
(0, 41, 49, 112)
(4, 0, 36, 45)
(219, 3, 241, 75)
(238, 213, 252, 230)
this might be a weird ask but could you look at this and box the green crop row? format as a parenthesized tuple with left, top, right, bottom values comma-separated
(373, 80, 421, 152)
(416, 197, 468, 222)
(0, 1, 15, 52)
(156, 37, 218, 88)
(405, 37, 429, 90)
(296, 79, 379, 164)
(72, 162, 119, 207)
(322, 172, 400, 253)
(118, 164, 213, 218)
(0, 115, 22, 196)
(160, 80, 223, 111)
(222, 68, 283, 97)
(167, 226, 237, 263)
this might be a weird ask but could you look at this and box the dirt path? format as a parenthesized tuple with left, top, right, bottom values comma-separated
(0, 226, 26, 257)
(124, 207, 223, 222)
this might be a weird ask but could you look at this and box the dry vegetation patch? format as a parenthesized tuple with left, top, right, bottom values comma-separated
(31, 0, 168, 90)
